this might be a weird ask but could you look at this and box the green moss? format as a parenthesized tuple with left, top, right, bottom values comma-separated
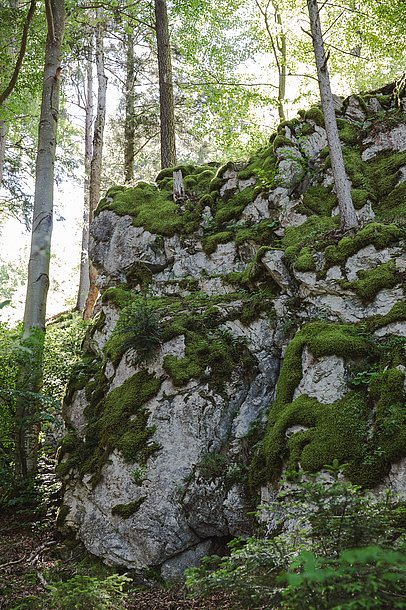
(125, 262, 153, 290)
(277, 119, 298, 133)
(351, 188, 371, 209)
(342, 147, 366, 188)
(272, 135, 294, 152)
(282, 215, 337, 265)
(294, 247, 316, 272)
(111, 497, 146, 518)
(304, 107, 324, 127)
(163, 329, 256, 391)
(337, 119, 360, 145)
(60, 370, 162, 485)
(340, 260, 398, 304)
(366, 301, 406, 333)
(202, 231, 234, 254)
(380, 182, 406, 222)
(249, 316, 406, 490)
(297, 185, 337, 217)
(324, 222, 402, 268)
(101, 286, 135, 309)
(155, 164, 196, 182)
(366, 150, 406, 200)
(213, 186, 256, 225)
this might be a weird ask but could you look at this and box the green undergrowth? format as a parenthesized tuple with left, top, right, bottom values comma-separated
(249, 312, 406, 491)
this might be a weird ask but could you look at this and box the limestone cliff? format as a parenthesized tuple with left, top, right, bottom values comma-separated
(58, 82, 406, 577)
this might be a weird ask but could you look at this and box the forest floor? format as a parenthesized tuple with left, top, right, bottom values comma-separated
(0, 511, 239, 610)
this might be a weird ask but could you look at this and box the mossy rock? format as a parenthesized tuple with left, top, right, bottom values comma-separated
(324, 222, 403, 268)
(249, 318, 406, 490)
(304, 107, 324, 127)
(340, 260, 399, 304)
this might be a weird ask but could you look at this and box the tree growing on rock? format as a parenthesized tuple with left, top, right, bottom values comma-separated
(306, 0, 358, 231)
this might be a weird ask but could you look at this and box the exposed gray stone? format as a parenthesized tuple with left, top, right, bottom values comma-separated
(261, 250, 295, 293)
(293, 347, 347, 404)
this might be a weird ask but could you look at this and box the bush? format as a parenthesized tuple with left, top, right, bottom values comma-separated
(186, 465, 406, 609)
(107, 300, 162, 364)
(46, 574, 131, 610)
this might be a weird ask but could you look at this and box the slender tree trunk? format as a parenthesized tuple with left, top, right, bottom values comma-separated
(307, 0, 358, 230)
(275, 7, 286, 122)
(15, 0, 65, 479)
(76, 47, 94, 312)
(0, 121, 7, 183)
(124, 32, 135, 183)
(154, 0, 176, 168)
(83, 14, 107, 320)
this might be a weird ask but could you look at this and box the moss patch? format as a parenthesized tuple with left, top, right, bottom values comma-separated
(324, 222, 402, 268)
(59, 370, 162, 486)
(249, 315, 406, 491)
(340, 260, 399, 304)
(111, 497, 146, 518)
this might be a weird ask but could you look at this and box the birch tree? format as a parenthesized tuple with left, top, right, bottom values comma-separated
(307, 0, 358, 231)
(15, 0, 65, 478)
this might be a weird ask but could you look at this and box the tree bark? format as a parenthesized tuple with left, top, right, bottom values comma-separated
(124, 32, 135, 183)
(15, 0, 65, 478)
(83, 13, 107, 320)
(76, 47, 94, 313)
(154, 0, 176, 169)
(275, 6, 286, 122)
(307, 0, 358, 230)
(0, 121, 7, 184)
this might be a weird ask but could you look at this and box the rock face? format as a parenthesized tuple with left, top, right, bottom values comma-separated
(60, 82, 406, 576)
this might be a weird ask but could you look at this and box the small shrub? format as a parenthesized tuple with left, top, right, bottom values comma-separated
(45, 573, 131, 610)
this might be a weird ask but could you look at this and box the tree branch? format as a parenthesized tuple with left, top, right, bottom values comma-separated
(0, 0, 37, 106)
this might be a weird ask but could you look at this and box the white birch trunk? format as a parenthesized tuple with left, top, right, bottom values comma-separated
(15, 0, 65, 478)
(307, 0, 358, 230)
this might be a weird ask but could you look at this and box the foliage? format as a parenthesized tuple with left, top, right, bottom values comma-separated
(186, 468, 406, 609)
(0, 314, 87, 507)
(105, 300, 162, 365)
(282, 545, 406, 609)
(45, 573, 131, 610)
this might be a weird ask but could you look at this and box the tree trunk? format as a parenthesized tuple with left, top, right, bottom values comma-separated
(154, 0, 176, 169)
(15, 0, 65, 479)
(0, 121, 7, 184)
(307, 0, 358, 231)
(275, 7, 286, 122)
(124, 32, 135, 183)
(83, 14, 107, 320)
(76, 47, 94, 312)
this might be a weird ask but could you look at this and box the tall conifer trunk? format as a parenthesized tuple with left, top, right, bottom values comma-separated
(124, 32, 135, 183)
(154, 0, 176, 168)
(83, 14, 107, 320)
(15, 0, 65, 478)
(307, 0, 358, 230)
(76, 47, 94, 312)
